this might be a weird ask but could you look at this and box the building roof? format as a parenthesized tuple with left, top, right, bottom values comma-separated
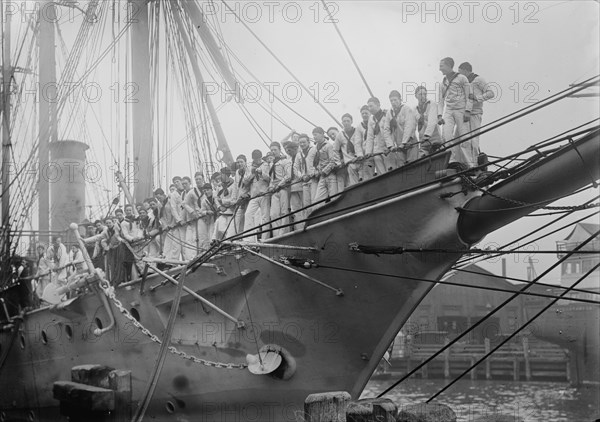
(580, 223, 600, 235)
(562, 222, 600, 243)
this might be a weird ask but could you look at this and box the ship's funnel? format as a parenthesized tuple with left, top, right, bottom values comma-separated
(458, 129, 600, 244)
(49, 140, 89, 236)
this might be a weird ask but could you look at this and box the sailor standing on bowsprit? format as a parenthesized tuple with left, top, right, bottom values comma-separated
(356, 105, 373, 181)
(267, 142, 292, 238)
(312, 126, 341, 207)
(415, 86, 442, 156)
(385, 90, 418, 168)
(334, 113, 363, 187)
(366, 97, 394, 176)
(458, 61, 495, 167)
(437, 57, 474, 169)
(212, 167, 237, 241)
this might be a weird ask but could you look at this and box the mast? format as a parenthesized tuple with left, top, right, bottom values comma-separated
(38, 0, 58, 243)
(1, 0, 12, 264)
(129, 0, 153, 204)
(172, 3, 234, 166)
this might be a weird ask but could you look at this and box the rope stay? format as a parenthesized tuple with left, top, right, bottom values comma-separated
(320, 0, 374, 98)
(348, 243, 599, 256)
(376, 229, 600, 398)
(426, 261, 600, 402)
(318, 264, 600, 305)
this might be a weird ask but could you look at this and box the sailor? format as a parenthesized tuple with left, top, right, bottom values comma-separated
(415, 86, 443, 156)
(141, 198, 152, 212)
(327, 126, 346, 192)
(170, 176, 186, 258)
(267, 141, 292, 237)
(243, 149, 271, 242)
(296, 134, 318, 212)
(210, 172, 221, 192)
(356, 105, 373, 180)
(34, 243, 53, 300)
(139, 205, 161, 258)
(182, 173, 204, 254)
(313, 126, 341, 207)
(437, 57, 474, 168)
(284, 140, 304, 229)
(47, 236, 68, 284)
(120, 204, 141, 279)
(385, 90, 418, 167)
(194, 172, 205, 190)
(458, 62, 495, 163)
(198, 183, 217, 249)
(155, 187, 182, 260)
(212, 167, 237, 241)
(100, 217, 126, 285)
(121, 204, 142, 241)
(67, 244, 86, 276)
(334, 113, 363, 186)
(232, 154, 250, 234)
(180, 176, 198, 260)
(366, 97, 393, 176)
(114, 208, 125, 229)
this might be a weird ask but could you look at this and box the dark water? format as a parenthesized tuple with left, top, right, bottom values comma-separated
(362, 378, 599, 422)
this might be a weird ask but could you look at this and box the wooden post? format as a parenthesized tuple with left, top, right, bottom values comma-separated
(443, 337, 451, 379)
(304, 391, 350, 422)
(470, 356, 477, 380)
(109, 370, 132, 421)
(522, 336, 531, 381)
(397, 403, 456, 422)
(484, 338, 491, 380)
(346, 398, 396, 422)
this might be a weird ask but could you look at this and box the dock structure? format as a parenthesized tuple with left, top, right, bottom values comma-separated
(53, 364, 132, 422)
(383, 336, 570, 382)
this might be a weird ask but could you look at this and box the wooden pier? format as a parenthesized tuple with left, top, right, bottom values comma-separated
(382, 337, 570, 382)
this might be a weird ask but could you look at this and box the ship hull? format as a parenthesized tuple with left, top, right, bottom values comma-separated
(1, 155, 475, 421)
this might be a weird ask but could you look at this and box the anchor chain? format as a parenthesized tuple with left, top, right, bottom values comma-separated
(98, 280, 248, 370)
(460, 174, 599, 210)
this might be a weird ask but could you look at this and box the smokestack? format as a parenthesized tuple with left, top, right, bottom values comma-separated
(49, 140, 89, 238)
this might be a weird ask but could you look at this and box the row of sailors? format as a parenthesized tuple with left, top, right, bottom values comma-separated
(81, 58, 493, 275)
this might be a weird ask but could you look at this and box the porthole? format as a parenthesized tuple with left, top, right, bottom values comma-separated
(165, 401, 175, 414)
(65, 324, 73, 340)
(130, 308, 140, 322)
(41, 330, 48, 344)
(95, 317, 103, 330)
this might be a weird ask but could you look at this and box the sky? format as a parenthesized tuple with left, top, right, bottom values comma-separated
(5, 0, 600, 281)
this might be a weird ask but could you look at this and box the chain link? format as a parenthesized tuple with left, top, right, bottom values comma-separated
(99, 282, 248, 369)
(461, 174, 599, 211)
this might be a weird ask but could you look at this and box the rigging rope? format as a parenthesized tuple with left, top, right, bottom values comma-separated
(375, 229, 600, 397)
(320, 0, 373, 98)
(427, 261, 600, 402)
(317, 265, 600, 305)
(454, 195, 600, 267)
(220, 0, 342, 127)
